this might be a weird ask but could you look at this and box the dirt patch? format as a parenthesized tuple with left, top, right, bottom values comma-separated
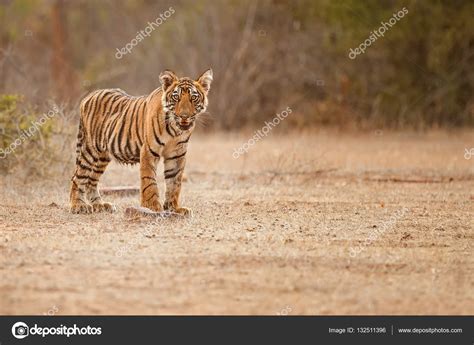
(0, 131, 473, 314)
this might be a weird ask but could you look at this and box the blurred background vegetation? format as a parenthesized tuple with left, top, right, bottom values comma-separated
(0, 0, 473, 177)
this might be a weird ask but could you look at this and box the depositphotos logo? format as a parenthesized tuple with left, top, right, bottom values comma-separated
(12, 321, 102, 339)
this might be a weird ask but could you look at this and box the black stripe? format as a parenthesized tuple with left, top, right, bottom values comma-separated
(115, 114, 128, 159)
(129, 144, 137, 160)
(81, 151, 95, 167)
(196, 87, 205, 102)
(133, 144, 141, 159)
(94, 139, 102, 154)
(83, 95, 94, 114)
(144, 193, 156, 203)
(96, 94, 122, 150)
(152, 119, 164, 145)
(104, 111, 122, 145)
(116, 99, 133, 157)
(101, 93, 119, 116)
(148, 146, 161, 158)
(86, 90, 105, 128)
(102, 116, 116, 143)
(136, 100, 146, 146)
(165, 168, 182, 179)
(124, 124, 135, 159)
(78, 162, 92, 171)
(171, 123, 178, 136)
(75, 174, 90, 180)
(166, 123, 175, 137)
(104, 98, 126, 147)
(109, 121, 123, 161)
(110, 145, 120, 161)
(98, 156, 110, 163)
(93, 92, 115, 142)
(141, 176, 155, 181)
(85, 145, 98, 162)
(165, 151, 187, 161)
(107, 96, 125, 120)
(91, 196, 101, 203)
(127, 99, 140, 142)
(177, 137, 190, 145)
(142, 182, 157, 194)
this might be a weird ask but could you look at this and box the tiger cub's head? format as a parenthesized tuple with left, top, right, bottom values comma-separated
(159, 69, 213, 131)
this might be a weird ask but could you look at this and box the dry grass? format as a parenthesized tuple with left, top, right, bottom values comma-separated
(0, 130, 473, 314)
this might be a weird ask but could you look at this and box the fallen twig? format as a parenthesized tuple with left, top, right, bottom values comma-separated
(100, 186, 139, 196)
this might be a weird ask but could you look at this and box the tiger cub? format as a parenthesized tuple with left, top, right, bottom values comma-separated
(70, 69, 213, 215)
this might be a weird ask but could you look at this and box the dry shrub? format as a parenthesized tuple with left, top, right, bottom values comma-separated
(0, 94, 76, 180)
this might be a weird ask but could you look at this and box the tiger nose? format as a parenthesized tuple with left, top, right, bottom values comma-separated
(178, 114, 191, 123)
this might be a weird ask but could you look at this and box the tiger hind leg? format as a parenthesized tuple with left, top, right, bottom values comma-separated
(70, 118, 95, 213)
(70, 145, 113, 214)
(70, 151, 94, 214)
(86, 153, 116, 213)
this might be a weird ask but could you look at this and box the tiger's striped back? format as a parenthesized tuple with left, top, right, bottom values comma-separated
(79, 88, 152, 165)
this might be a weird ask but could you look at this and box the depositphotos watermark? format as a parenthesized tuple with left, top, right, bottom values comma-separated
(464, 148, 474, 160)
(0, 105, 59, 159)
(232, 106, 292, 159)
(11, 321, 101, 339)
(349, 207, 409, 258)
(348, 7, 408, 60)
(115, 7, 175, 59)
(276, 305, 292, 316)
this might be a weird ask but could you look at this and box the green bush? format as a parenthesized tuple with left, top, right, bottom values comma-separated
(0, 94, 57, 176)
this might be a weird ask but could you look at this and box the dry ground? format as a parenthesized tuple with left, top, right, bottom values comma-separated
(0, 130, 473, 315)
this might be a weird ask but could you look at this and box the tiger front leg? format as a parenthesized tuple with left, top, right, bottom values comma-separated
(163, 152, 191, 217)
(140, 145, 162, 212)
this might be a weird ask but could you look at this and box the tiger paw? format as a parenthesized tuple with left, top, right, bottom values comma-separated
(70, 201, 93, 214)
(175, 207, 193, 217)
(163, 201, 192, 217)
(92, 202, 117, 213)
(141, 200, 163, 212)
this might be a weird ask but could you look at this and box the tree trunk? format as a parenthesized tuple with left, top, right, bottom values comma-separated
(50, 0, 77, 100)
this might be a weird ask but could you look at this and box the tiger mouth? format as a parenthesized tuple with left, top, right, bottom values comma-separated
(177, 122, 193, 130)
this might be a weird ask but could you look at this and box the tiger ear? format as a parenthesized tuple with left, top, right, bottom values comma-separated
(159, 70, 178, 91)
(197, 68, 213, 93)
